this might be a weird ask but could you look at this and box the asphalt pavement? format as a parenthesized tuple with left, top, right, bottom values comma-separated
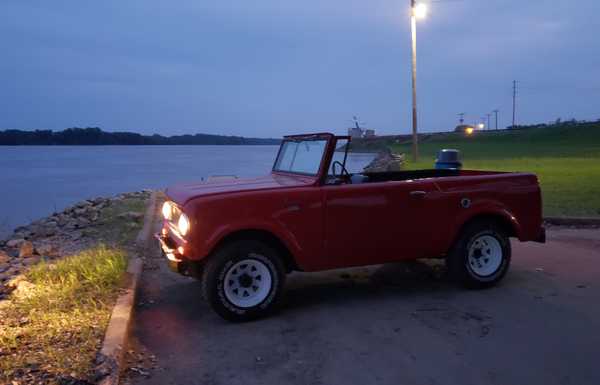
(125, 227, 600, 385)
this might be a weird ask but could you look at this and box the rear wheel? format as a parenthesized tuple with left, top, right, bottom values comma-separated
(447, 221, 511, 289)
(202, 240, 285, 321)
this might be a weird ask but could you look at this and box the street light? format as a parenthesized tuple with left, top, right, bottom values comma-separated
(410, 1, 427, 162)
(414, 3, 428, 19)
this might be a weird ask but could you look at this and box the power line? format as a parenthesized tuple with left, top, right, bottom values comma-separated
(493, 109, 499, 130)
(512, 80, 518, 128)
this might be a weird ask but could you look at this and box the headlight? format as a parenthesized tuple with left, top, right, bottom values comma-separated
(162, 201, 172, 220)
(178, 213, 190, 236)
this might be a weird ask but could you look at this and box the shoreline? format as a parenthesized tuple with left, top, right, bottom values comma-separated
(0, 190, 152, 295)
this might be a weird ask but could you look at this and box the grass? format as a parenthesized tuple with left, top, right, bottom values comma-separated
(0, 193, 149, 383)
(0, 246, 127, 381)
(83, 196, 149, 245)
(377, 123, 600, 217)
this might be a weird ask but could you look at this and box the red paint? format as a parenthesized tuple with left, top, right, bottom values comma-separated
(161, 133, 544, 272)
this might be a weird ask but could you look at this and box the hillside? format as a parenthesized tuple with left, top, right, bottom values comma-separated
(356, 122, 600, 217)
(0, 127, 281, 146)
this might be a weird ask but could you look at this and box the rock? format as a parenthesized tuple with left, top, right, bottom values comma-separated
(76, 200, 93, 209)
(19, 241, 35, 258)
(6, 238, 25, 248)
(74, 208, 87, 216)
(363, 149, 405, 173)
(13, 280, 36, 298)
(0, 250, 10, 264)
(57, 214, 70, 227)
(6, 274, 25, 289)
(36, 244, 59, 257)
(78, 217, 91, 227)
(118, 211, 144, 222)
(0, 262, 9, 273)
(22, 256, 41, 266)
(6, 266, 20, 275)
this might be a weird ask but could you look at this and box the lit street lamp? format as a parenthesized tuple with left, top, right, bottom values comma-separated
(410, 1, 427, 162)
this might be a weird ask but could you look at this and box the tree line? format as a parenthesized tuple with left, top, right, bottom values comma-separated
(0, 127, 281, 145)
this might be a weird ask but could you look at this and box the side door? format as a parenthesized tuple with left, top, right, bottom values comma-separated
(321, 179, 438, 269)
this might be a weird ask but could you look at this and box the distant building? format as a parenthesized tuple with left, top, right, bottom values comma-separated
(348, 127, 364, 138)
(347, 127, 376, 139)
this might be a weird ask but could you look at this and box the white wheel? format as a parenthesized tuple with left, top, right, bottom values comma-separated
(223, 255, 273, 308)
(467, 235, 503, 277)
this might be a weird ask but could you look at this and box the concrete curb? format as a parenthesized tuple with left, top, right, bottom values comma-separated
(95, 192, 158, 385)
(96, 257, 143, 385)
(136, 191, 158, 247)
(544, 216, 600, 227)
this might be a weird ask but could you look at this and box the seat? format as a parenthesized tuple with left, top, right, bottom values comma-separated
(350, 174, 369, 184)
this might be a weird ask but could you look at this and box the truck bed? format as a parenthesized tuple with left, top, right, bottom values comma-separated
(361, 169, 509, 183)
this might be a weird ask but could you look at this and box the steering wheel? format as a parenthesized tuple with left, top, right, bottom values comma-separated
(332, 160, 351, 181)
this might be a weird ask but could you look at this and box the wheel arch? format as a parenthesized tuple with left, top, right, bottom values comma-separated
(209, 229, 299, 273)
(455, 212, 519, 243)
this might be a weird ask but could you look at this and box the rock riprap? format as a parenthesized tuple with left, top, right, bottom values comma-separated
(0, 190, 152, 297)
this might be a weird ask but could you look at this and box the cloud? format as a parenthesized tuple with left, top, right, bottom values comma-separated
(1, 0, 599, 136)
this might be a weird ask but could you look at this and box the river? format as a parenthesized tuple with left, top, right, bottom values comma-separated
(0, 146, 374, 238)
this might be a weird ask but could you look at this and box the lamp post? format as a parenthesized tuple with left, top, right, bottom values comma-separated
(410, 1, 426, 163)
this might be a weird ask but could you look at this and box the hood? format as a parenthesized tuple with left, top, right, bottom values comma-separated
(165, 173, 316, 206)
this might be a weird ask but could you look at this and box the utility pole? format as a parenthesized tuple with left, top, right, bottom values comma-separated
(410, 0, 419, 162)
(512, 80, 517, 128)
(486, 113, 491, 131)
(493, 109, 499, 130)
(458, 113, 465, 125)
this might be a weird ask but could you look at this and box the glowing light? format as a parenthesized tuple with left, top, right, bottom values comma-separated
(466, 127, 474, 135)
(177, 246, 185, 255)
(478, 123, 485, 129)
(162, 201, 172, 220)
(413, 3, 428, 19)
(166, 253, 182, 263)
(178, 213, 190, 236)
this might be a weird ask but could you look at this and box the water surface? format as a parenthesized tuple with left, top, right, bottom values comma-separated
(0, 146, 374, 238)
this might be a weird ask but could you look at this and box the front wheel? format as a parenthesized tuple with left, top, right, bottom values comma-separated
(446, 221, 511, 289)
(202, 240, 286, 322)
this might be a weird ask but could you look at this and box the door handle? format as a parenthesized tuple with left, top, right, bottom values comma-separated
(287, 203, 302, 212)
(409, 190, 427, 198)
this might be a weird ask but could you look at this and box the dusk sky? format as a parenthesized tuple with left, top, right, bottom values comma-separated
(2, 0, 599, 137)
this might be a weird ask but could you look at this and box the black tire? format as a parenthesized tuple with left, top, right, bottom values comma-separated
(446, 221, 511, 289)
(202, 240, 286, 322)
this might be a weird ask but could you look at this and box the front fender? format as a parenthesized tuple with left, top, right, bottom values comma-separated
(193, 219, 303, 265)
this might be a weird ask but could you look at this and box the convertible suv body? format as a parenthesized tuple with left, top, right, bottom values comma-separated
(158, 133, 545, 321)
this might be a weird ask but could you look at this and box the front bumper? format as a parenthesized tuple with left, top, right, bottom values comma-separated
(155, 233, 184, 273)
(155, 233, 202, 277)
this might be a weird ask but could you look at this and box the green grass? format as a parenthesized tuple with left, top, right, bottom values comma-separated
(83, 196, 148, 245)
(384, 123, 600, 217)
(0, 246, 128, 381)
(0, 193, 150, 383)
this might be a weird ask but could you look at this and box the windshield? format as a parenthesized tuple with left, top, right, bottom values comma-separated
(273, 139, 328, 175)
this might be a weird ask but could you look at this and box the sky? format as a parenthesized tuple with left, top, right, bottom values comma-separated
(1, 0, 599, 138)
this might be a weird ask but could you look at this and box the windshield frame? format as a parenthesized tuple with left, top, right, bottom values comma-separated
(272, 136, 330, 177)
(271, 133, 352, 183)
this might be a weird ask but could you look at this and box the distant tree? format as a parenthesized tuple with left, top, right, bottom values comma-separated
(0, 127, 280, 146)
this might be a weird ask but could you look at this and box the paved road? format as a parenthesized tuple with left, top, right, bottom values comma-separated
(126, 227, 600, 385)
